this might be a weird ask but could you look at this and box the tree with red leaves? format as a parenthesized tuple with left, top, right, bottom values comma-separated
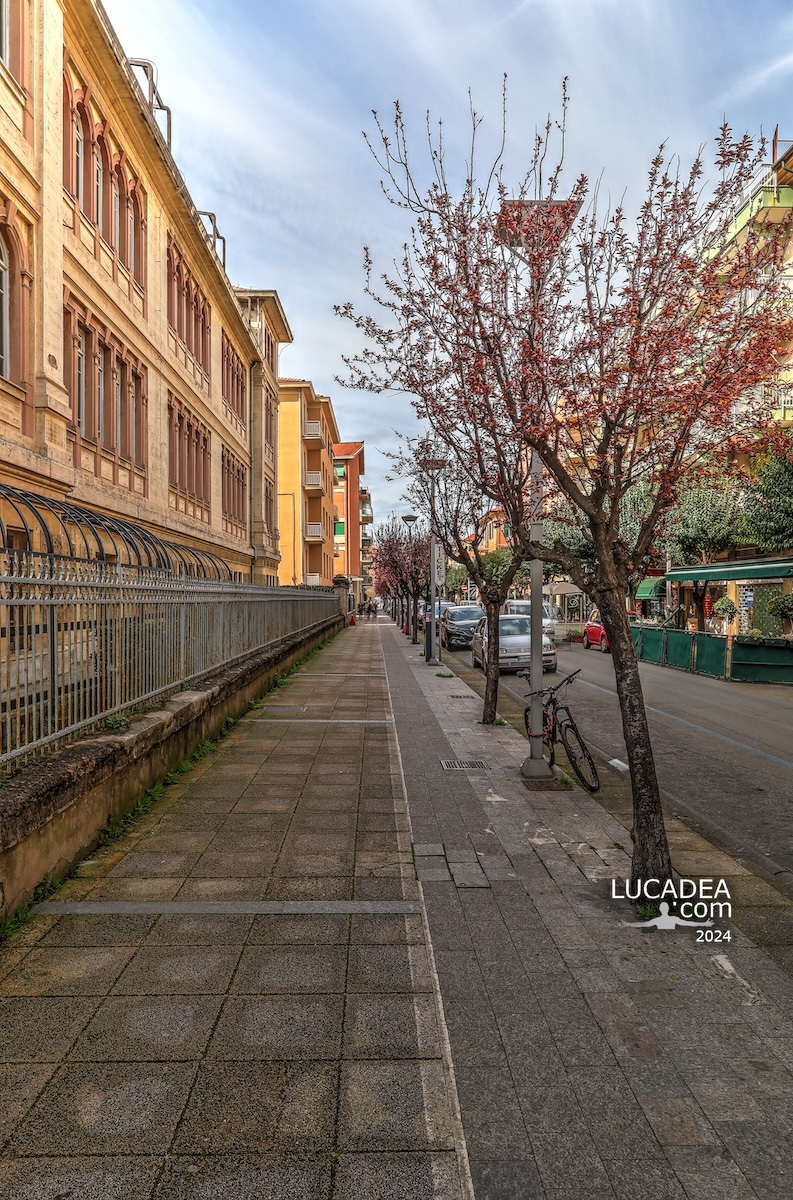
(339, 96, 793, 885)
(371, 515, 429, 641)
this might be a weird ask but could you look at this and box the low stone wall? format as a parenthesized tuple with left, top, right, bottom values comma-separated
(0, 615, 343, 918)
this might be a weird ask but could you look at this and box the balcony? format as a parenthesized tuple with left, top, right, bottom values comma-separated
(305, 573, 322, 586)
(304, 470, 324, 493)
(303, 420, 323, 443)
(304, 522, 324, 541)
(360, 504, 373, 525)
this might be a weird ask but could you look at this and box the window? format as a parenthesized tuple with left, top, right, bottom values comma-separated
(74, 111, 85, 208)
(168, 395, 210, 508)
(222, 331, 246, 423)
(167, 237, 210, 373)
(94, 144, 103, 231)
(97, 346, 106, 442)
(222, 446, 247, 533)
(0, 237, 8, 380)
(112, 170, 120, 249)
(76, 326, 87, 434)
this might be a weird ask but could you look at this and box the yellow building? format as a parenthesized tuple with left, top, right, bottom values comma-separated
(277, 380, 339, 587)
(0, 0, 288, 582)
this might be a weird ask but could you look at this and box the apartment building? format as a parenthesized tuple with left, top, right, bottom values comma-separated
(332, 441, 368, 606)
(0, 0, 288, 581)
(277, 380, 339, 587)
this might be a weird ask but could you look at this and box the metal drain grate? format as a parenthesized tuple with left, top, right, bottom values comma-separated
(263, 705, 309, 711)
(440, 758, 488, 770)
(450, 694, 477, 700)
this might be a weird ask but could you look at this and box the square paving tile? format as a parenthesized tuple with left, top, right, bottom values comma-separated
(347, 945, 431, 993)
(153, 1155, 332, 1199)
(37, 915, 156, 948)
(69, 995, 223, 1061)
(145, 914, 253, 946)
(0, 947, 135, 996)
(111, 947, 242, 995)
(0, 1156, 162, 1200)
(190, 851, 278, 878)
(0, 996, 101, 1062)
(173, 1061, 338, 1153)
(0, 1063, 53, 1142)
(248, 915, 350, 944)
(349, 915, 424, 945)
(343, 993, 441, 1059)
(338, 1061, 454, 1151)
(208, 995, 344, 1059)
(106, 851, 203, 878)
(334, 1151, 456, 1199)
(9, 1061, 196, 1154)
(231, 945, 346, 994)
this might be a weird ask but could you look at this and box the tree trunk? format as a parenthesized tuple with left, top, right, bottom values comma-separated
(597, 587, 673, 888)
(411, 593, 418, 643)
(481, 599, 501, 724)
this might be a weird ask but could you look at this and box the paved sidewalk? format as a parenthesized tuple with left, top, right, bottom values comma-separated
(383, 621, 793, 1200)
(0, 625, 467, 1199)
(2, 618, 793, 1198)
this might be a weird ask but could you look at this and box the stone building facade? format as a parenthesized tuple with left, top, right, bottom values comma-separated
(0, 0, 288, 581)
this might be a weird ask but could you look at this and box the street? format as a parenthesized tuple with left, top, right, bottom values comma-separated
(447, 639, 793, 886)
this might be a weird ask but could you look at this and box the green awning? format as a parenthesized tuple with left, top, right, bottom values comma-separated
(635, 577, 666, 599)
(665, 558, 793, 583)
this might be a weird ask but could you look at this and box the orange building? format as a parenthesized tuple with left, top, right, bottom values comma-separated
(277, 380, 339, 586)
(332, 441, 371, 606)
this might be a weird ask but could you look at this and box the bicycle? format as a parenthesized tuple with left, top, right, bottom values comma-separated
(518, 667, 600, 792)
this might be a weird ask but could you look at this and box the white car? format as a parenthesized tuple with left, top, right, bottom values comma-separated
(471, 615, 557, 673)
(501, 599, 557, 642)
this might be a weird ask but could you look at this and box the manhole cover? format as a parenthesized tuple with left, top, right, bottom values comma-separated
(440, 759, 488, 770)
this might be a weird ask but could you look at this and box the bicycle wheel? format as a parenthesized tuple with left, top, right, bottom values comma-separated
(524, 707, 555, 767)
(559, 720, 599, 792)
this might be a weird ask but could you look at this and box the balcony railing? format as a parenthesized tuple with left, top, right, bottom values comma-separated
(304, 523, 323, 540)
(303, 421, 322, 440)
(305, 573, 321, 586)
(304, 471, 324, 491)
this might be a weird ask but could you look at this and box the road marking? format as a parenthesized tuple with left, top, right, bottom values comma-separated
(579, 679, 793, 771)
(33, 900, 420, 916)
(609, 758, 630, 772)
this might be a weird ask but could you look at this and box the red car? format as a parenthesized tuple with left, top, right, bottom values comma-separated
(582, 611, 636, 653)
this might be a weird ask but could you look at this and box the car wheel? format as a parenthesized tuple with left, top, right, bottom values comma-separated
(600, 635, 609, 654)
(582, 633, 589, 650)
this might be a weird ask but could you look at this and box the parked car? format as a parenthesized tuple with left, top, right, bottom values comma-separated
(471, 614, 557, 673)
(440, 605, 486, 649)
(583, 610, 637, 653)
(501, 599, 557, 641)
(419, 599, 452, 632)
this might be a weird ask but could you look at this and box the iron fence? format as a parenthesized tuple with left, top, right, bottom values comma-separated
(0, 552, 339, 777)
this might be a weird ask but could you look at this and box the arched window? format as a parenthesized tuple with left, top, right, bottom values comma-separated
(94, 139, 106, 234)
(74, 109, 86, 208)
(112, 169, 120, 249)
(0, 236, 9, 380)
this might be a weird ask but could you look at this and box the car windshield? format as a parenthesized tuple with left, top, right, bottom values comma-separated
(499, 616, 530, 636)
(450, 607, 485, 620)
(506, 602, 553, 618)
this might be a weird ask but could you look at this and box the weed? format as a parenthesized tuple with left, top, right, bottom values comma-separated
(614, 842, 625, 851)
(104, 715, 130, 731)
(0, 904, 32, 944)
(436, 672, 454, 678)
(164, 771, 181, 785)
(494, 717, 507, 726)
(33, 874, 62, 902)
(178, 759, 193, 774)
(192, 740, 217, 760)
(635, 902, 661, 920)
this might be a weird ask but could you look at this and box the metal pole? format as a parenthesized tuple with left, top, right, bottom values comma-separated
(426, 475, 439, 664)
(521, 449, 553, 779)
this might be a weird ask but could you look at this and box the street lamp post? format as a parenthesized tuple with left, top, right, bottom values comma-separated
(402, 513, 418, 642)
(418, 458, 447, 665)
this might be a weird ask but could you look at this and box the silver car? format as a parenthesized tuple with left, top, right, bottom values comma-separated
(471, 614, 557, 673)
(501, 600, 556, 641)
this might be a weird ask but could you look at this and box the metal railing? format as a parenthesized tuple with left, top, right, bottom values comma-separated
(1, 552, 339, 777)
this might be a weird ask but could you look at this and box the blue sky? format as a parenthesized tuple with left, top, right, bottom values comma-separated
(103, 0, 793, 523)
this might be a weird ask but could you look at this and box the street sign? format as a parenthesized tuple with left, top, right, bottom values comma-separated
(434, 543, 446, 584)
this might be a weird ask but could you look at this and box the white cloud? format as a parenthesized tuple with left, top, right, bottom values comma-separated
(102, 0, 793, 518)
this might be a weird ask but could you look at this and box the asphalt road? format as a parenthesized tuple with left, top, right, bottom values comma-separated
(447, 639, 793, 885)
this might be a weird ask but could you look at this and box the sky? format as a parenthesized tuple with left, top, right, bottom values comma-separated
(102, 0, 793, 526)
